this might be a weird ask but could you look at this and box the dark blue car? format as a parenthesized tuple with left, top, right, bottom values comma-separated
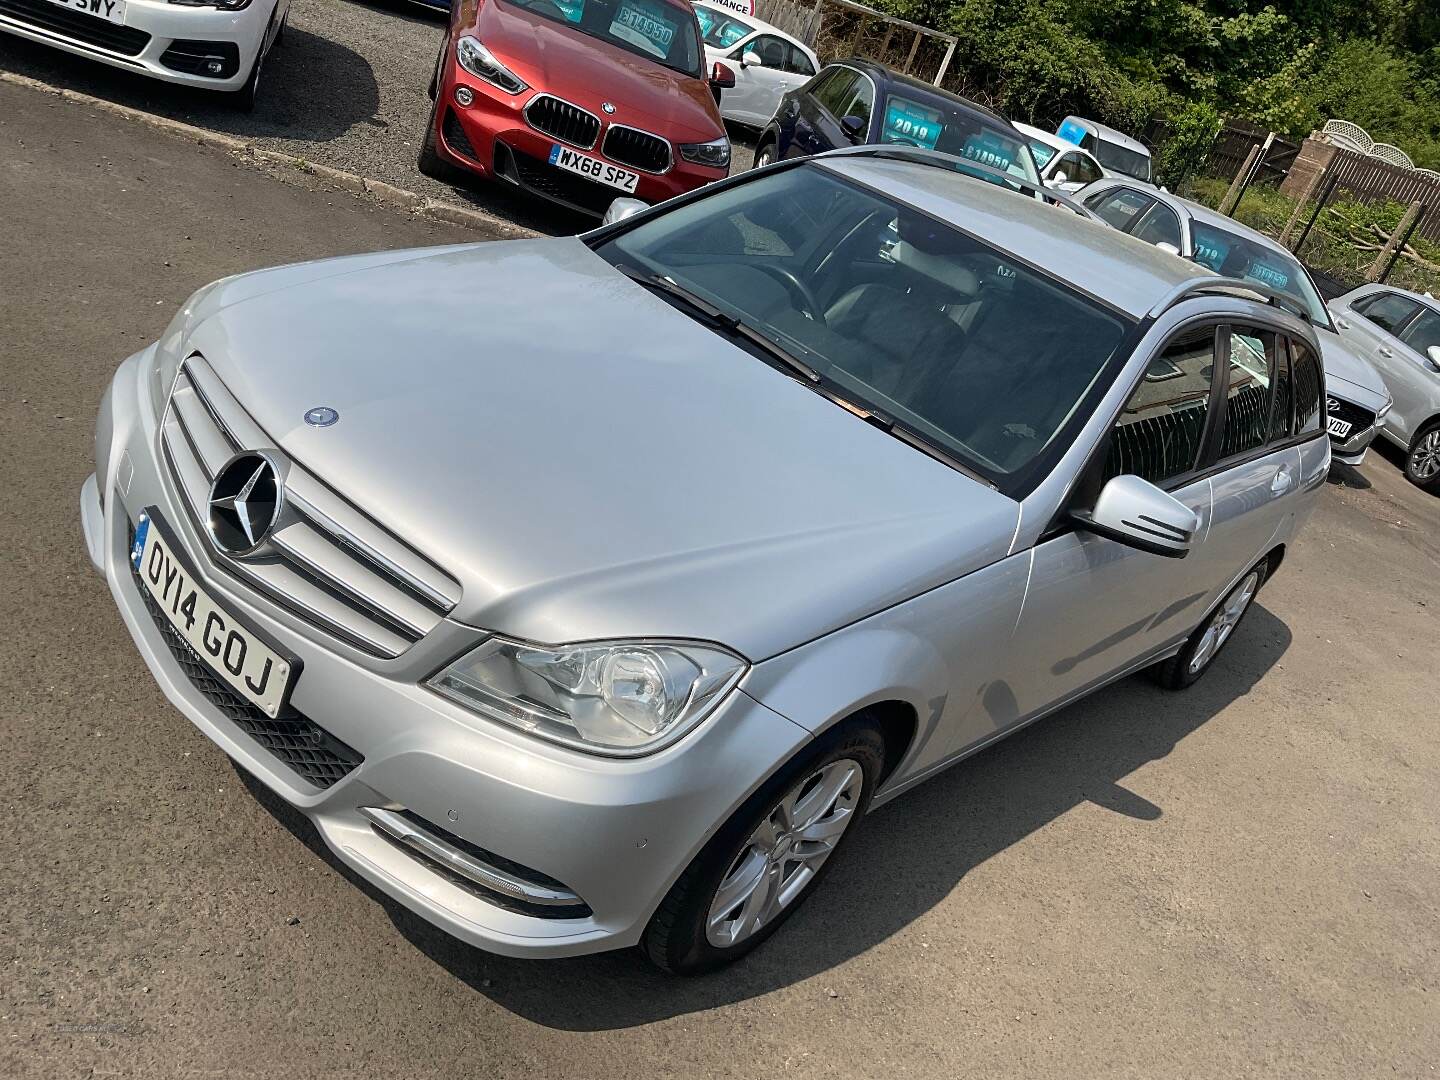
(753, 60, 1040, 189)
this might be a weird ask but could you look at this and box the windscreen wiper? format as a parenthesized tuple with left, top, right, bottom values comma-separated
(616, 264, 820, 383)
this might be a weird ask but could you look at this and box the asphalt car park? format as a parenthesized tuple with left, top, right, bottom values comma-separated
(0, 0, 756, 236)
(2, 74, 1438, 1077)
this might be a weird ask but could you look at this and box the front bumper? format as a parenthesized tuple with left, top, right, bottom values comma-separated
(1328, 400, 1384, 467)
(0, 0, 271, 90)
(83, 347, 809, 957)
(433, 68, 727, 217)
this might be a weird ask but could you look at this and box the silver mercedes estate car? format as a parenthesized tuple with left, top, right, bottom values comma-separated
(82, 146, 1329, 974)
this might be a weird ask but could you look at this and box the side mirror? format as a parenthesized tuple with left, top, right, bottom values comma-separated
(1050, 170, 1068, 186)
(840, 114, 867, 142)
(1072, 474, 1199, 559)
(741, 50, 763, 68)
(709, 61, 736, 89)
(1428, 344, 1440, 371)
(601, 197, 648, 226)
(1154, 241, 1181, 256)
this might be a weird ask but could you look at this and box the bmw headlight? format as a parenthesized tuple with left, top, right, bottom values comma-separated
(427, 637, 747, 755)
(456, 36, 527, 95)
(678, 137, 731, 169)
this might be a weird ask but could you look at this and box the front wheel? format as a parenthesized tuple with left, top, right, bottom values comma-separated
(641, 719, 884, 974)
(1153, 561, 1266, 690)
(752, 139, 776, 170)
(1404, 422, 1440, 492)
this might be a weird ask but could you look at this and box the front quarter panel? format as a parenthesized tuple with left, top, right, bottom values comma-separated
(743, 550, 1031, 798)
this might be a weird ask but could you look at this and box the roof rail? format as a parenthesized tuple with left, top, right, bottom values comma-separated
(825, 144, 1102, 221)
(1147, 275, 1313, 323)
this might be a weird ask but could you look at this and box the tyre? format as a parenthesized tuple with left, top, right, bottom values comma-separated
(1153, 559, 1267, 690)
(416, 95, 461, 183)
(752, 139, 776, 170)
(640, 718, 884, 975)
(226, 12, 275, 112)
(1403, 422, 1440, 492)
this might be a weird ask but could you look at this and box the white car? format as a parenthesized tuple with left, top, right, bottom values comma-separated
(693, 1, 819, 128)
(0, 0, 288, 110)
(1013, 122, 1108, 192)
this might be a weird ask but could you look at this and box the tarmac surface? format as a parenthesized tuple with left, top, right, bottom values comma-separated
(1, 74, 1437, 1079)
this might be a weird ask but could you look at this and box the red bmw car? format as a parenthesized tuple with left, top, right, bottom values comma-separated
(421, 0, 735, 216)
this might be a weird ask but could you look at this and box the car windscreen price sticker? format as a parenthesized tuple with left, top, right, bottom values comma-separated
(881, 97, 944, 150)
(960, 130, 1016, 172)
(1247, 261, 1291, 291)
(1193, 236, 1230, 271)
(611, 0, 677, 57)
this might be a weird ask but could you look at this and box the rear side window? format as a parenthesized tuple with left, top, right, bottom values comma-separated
(1103, 327, 1216, 485)
(1401, 308, 1440, 356)
(1353, 291, 1420, 335)
(1291, 339, 1324, 435)
(785, 45, 815, 76)
(1090, 188, 1153, 232)
(1219, 328, 1277, 459)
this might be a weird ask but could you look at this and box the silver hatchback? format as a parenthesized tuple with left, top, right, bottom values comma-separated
(82, 148, 1329, 973)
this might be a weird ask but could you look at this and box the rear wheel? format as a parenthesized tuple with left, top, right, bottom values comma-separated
(752, 138, 776, 170)
(1153, 561, 1267, 690)
(641, 719, 884, 974)
(1404, 422, 1440, 492)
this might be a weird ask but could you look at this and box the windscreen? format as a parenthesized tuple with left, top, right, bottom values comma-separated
(694, 4, 755, 47)
(879, 94, 1040, 186)
(1190, 222, 1329, 324)
(596, 163, 1131, 488)
(1092, 139, 1151, 182)
(503, 0, 703, 77)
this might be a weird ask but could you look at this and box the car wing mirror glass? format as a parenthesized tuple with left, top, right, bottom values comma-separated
(602, 197, 648, 226)
(1071, 474, 1199, 559)
(840, 115, 867, 142)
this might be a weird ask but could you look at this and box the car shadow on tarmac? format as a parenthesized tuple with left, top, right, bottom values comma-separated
(235, 604, 1291, 1029)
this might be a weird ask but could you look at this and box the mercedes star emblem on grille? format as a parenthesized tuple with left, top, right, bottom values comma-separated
(601, 101, 616, 114)
(208, 451, 284, 556)
(305, 406, 339, 427)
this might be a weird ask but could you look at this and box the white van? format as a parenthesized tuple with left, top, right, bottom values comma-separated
(1057, 116, 1153, 183)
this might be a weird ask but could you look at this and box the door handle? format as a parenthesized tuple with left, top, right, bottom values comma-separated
(1378, 346, 1394, 358)
(1270, 468, 1293, 495)
(1335, 317, 1351, 330)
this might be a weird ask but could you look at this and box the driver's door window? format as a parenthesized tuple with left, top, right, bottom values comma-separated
(1103, 327, 1217, 486)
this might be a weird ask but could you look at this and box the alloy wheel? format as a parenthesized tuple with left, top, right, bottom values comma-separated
(1410, 430, 1440, 480)
(1188, 570, 1260, 675)
(705, 758, 862, 948)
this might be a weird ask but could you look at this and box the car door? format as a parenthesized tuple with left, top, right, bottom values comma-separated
(1008, 324, 1223, 720)
(1200, 325, 1310, 608)
(1395, 308, 1440, 441)
(1338, 290, 1427, 443)
(723, 35, 789, 125)
(788, 66, 856, 157)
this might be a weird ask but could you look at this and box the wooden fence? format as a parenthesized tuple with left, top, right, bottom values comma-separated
(1324, 147, 1440, 244)
(1208, 122, 1299, 185)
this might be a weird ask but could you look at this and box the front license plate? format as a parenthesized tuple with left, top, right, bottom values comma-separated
(131, 511, 296, 718)
(548, 143, 640, 193)
(43, 0, 125, 24)
(1327, 416, 1353, 439)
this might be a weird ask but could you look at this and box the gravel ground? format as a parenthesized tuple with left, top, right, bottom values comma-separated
(2, 75, 1438, 1080)
(0, 0, 756, 236)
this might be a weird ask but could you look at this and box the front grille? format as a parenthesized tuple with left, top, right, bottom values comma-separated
(159, 40, 240, 79)
(1327, 395, 1375, 435)
(0, 0, 150, 56)
(442, 107, 478, 162)
(159, 355, 461, 658)
(524, 94, 600, 149)
(493, 140, 619, 216)
(131, 553, 362, 791)
(601, 125, 671, 174)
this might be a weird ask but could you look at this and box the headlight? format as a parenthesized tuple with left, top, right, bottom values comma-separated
(1376, 395, 1393, 423)
(456, 36, 527, 95)
(678, 137, 731, 169)
(427, 637, 747, 756)
(146, 279, 226, 418)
